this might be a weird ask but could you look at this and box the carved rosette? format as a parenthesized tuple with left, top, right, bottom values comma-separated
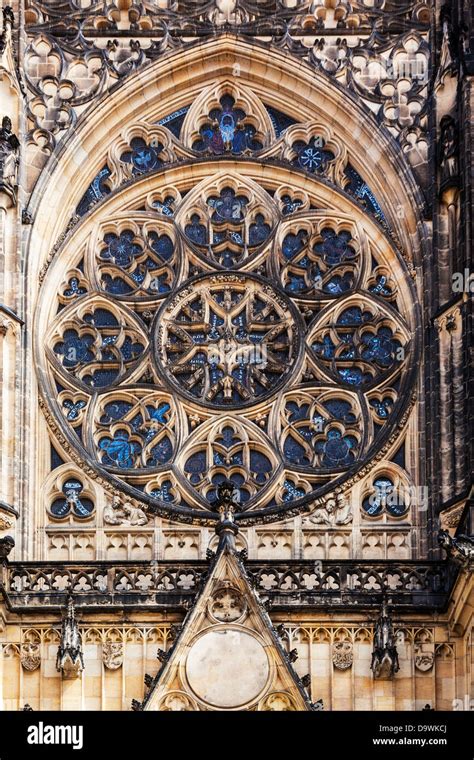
(207, 583, 247, 623)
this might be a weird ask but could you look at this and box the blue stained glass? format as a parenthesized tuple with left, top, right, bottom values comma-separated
(286, 401, 310, 421)
(185, 451, 207, 475)
(154, 196, 175, 217)
(54, 330, 94, 367)
(63, 277, 87, 299)
(63, 398, 86, 421)
(50, 479, 94, 519)
(121, 137, 162, 175)
(149, 232, 174, 261)
(337, 307, 371, 325)
(369, 274, 393, 298)
(370, 397, 393, 419)
(265, 106, 297, 137)
(324, 273, 354, 294)
(250, 450, 272, 475)
(282, 479, 305, 502)
(83, 369, 119, 387)
(185, 214, 208, 245)
(50, 499, 70, 518)
(315, 428, 356, 468)
(219, 249, 239, 267)
(150, 479, 174, 501)
(219, 427, 240, 448)
(101, 401, 134, 423)
(157, 107, 189, 137)
(314, 228, 356, 266)
(101, 275, 133, 295)
(76, 165, 111, 217)
(99, 430, 141, 469)
(293, 138, 335, 173)
(120, 337, 144, 361)
(149, 403, 170, 424)
(284, 435, 309, 465)
(287, 275, 306, 292)
(282, 230, 306, 259)
(130, 413, 144, 432)
(193, 96, 262, 154)
(339, 367, 371, 386)
(312, 334, 335, 359)
(248, 214, 270, 245)
(344, 164, 387, 223)
(362, 476, 405, 516)
(149, 436, 173, 465)
(281, 195, 303, 215)
(361, 328, 400, 367)
(84, 308, 119, 327)
(209, 188, 246, 222)
(324, 400, 356, 423)
(101, 231, 142, 268)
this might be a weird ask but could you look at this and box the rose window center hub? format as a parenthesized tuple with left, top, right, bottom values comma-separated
(154, 273, 302, 408)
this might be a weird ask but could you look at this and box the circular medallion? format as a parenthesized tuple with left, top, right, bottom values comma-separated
(207, 585, 247, 623)
(185, 629, 270, 708)
(154, 273, 302, 408)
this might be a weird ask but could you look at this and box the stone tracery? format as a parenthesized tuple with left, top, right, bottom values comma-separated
(36, 84, 418, 523)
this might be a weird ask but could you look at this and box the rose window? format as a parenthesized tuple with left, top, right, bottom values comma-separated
(38, 114, 417, 522)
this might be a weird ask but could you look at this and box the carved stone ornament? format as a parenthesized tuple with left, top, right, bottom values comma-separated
(332, 641, 353, 670)
(56, 596, 84, 679)
(438, 115, 459, 187)
(308, 494, 352, 526)
(20, 643, 41, 672)
(438, 529, 474, 568)
(158, 691, 198, 712)
(0, 513, 13, 531)
(371, 599, 400, 680)
(440, 503, 465, 531)
(259, 692, 296, 711)
(208, 582, 247, 623)
(414, 644, 435, 673)
(104, 497, 148, 526)
(0, 535, 14, 560)
(0, 116, 19, 192)
(102, 642, 123, 670)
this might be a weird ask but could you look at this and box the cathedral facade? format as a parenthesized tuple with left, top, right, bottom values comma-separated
(0, 0, 472, 712)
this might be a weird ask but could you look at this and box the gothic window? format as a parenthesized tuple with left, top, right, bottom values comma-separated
(362, 475, 409, 519)
(50, 479, 95, 520)
(292, 137, 335, 173)
(120, 137, 163, 175)
(193, 95, 263, 155)
(37, 92, 418, 523)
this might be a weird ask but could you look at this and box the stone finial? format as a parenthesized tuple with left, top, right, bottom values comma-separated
(56, 595, 84, 679)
